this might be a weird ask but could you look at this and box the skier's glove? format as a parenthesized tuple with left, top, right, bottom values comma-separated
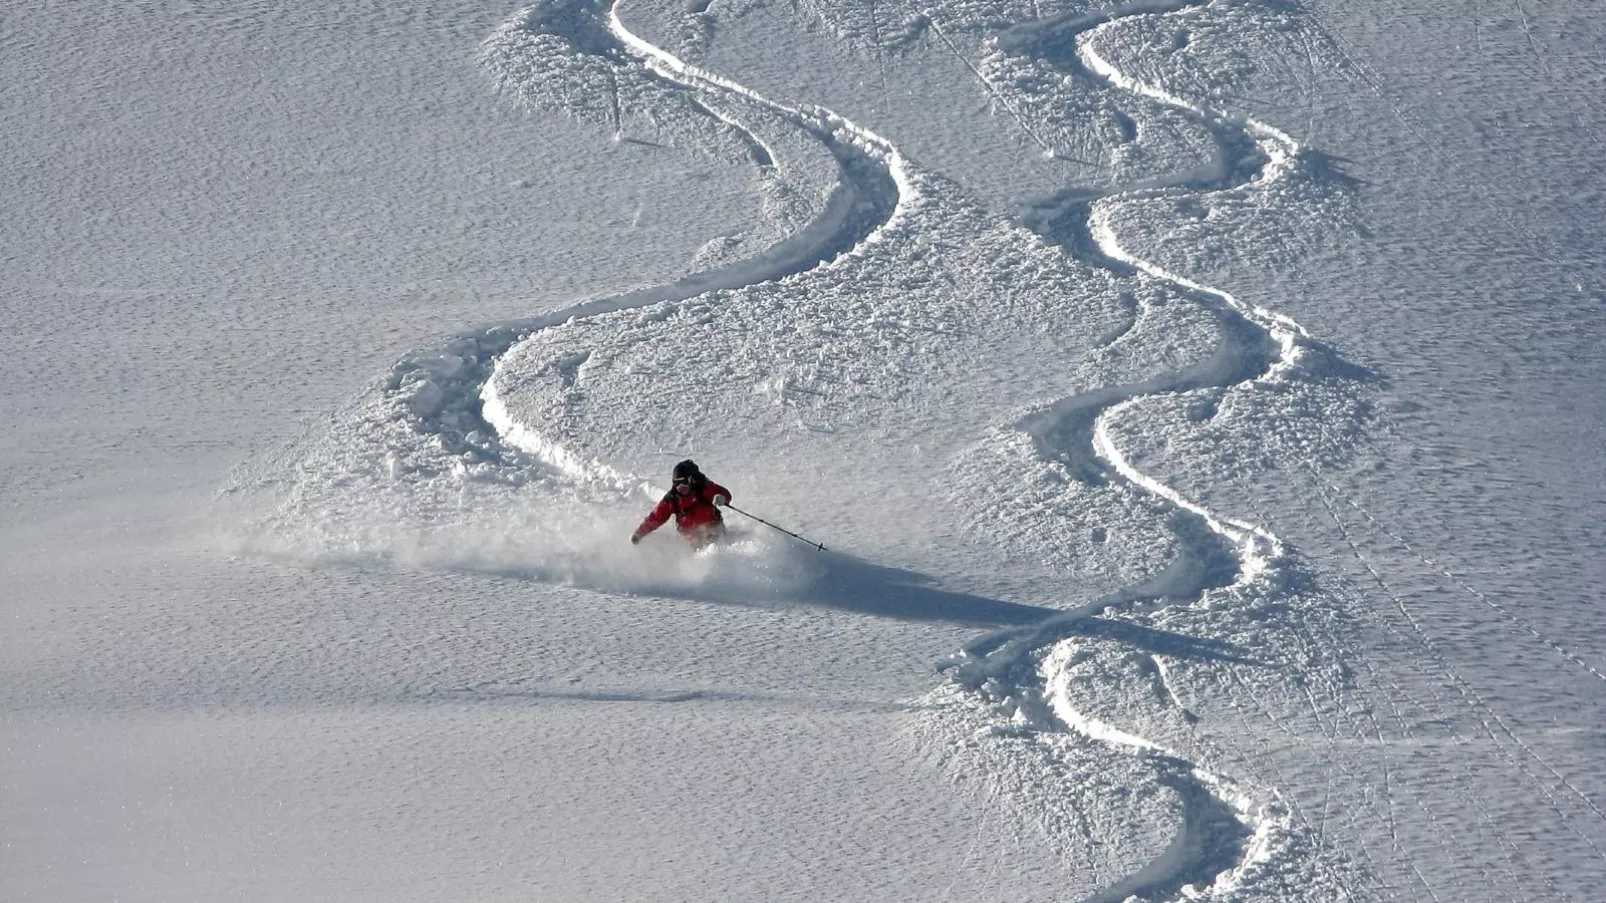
(712, 494, 729, 507)
(630, 533, 642, 545)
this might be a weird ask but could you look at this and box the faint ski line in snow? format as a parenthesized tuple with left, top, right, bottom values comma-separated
(867, 0, 890, 94)
(1337, 620, 1543, 903)
(1506, 0, 1601, 148)
(1306, 434, 1596, 899)
(903, 5, 1065, 163)
(1221, 668, 1411, 902)
(936, 769, 1001, 903)
(1303, 462, 1606, 688)
(1147, 654, 1196, 722)
(1439, 573, 1606, 678)
(1409, 861, 1446, 903)
(1308, 6, 1565, 259)
(1225, 664, 1421, 903)
(1358, 727, 1403, 877)
(1471, 0, 1485, 57)
(1384, 601, 1606, 843)
(1309, 16, 1446, 175)
(1247, 571, 1484, 902)
(1334, 563, 1591, 901)
(1311, 473, 1606, 865)
(605, 67, 625, 139)
(1313, 755, 1334, 854)
(1322, 681, 1496, 902)
(1511, 1, 1542, 72)
(609, 0, 916, 228)
(1368, 691, 1559, 902)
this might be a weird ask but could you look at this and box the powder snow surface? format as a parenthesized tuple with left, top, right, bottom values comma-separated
(5, 1, 1604, 901)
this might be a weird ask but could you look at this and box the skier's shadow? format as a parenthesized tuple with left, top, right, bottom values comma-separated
(788, 553, 1264, 668)
(792, 552, 1058, 627)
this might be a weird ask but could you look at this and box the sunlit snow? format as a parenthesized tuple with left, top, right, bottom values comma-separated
(6, 0, 1604, 901)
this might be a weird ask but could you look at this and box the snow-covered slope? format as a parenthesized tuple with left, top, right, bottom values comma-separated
(6, 0, 1603, 901)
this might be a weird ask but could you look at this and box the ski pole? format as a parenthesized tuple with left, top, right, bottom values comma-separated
(725, 503, 826, 551)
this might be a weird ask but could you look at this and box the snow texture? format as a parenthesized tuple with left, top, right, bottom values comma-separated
(5, 0, 1605, 901)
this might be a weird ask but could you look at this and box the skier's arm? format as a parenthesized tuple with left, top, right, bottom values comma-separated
(704, 481, 731, 507)
(632, 495, 675, 543)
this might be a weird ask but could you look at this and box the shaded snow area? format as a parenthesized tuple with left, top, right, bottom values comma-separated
(6, 0, 1605, 901)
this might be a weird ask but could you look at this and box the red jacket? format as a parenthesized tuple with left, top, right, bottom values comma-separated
(634, 480, 730, 542)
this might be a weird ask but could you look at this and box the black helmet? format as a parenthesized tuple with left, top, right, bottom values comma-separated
(672, 459, 701, 482)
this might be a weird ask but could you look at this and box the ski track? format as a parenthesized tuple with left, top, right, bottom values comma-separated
(1023, 12, 1606, 900)
(247, 1, 1371, 900)
(372, 0, 911, 491)
(944, 3, 1380, 901)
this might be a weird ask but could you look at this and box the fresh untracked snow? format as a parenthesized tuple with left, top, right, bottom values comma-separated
(5, 0, 1604, 901)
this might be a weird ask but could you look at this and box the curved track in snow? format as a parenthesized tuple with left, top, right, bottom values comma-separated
(243, 2, 1369, 900)
(367, 0, 908, 485)
(943, 4, 1366, 900)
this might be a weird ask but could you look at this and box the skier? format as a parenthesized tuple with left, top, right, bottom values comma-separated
(631, 459, 731, 549)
